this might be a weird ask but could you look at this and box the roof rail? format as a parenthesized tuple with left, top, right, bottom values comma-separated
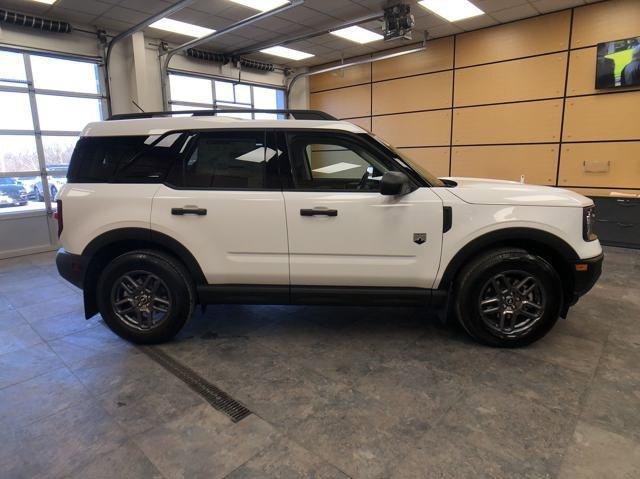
(108, 109, 338, 121)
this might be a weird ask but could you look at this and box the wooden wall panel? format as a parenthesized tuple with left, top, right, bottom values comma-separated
(398, 147, 450, 177)
(309, 84, 371, 119)
(563, 91, 640, 141)
(452, 145, 559, 185)
(372, 110, 451, 147)
(571, 0, 640, 48)
(453, 100, 563, 145)
(456, 11, 570, 68)
(372, 71, 452, 115)
(309, 63, 371, 93)
(345, 116, 371, 131)
(372, 37, 453, 82)
(455, 53, 567, 106)
(559, 142, 640, 188)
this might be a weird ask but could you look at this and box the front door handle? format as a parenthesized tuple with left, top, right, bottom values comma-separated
(300, 208, 338, 217)
(171, 207, 207, 216)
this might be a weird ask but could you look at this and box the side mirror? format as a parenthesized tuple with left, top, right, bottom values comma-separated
(380, 171, 412, 196)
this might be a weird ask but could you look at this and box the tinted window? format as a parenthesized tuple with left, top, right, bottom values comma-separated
(288, 133, 392, 191)
(166, 131, 280, 189)
(67, 134, 186, 183)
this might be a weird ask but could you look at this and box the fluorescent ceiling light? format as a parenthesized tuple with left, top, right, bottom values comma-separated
(418, 0, 484, 22)
(260, 46, 314, 61)
(228, 0, 289, 11)
(31, 0, 57, 4)
(149, 18, 214, 38)
(330, 26, 383, 44)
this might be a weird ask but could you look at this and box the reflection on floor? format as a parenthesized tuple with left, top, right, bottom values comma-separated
(0, 246, 639, 478)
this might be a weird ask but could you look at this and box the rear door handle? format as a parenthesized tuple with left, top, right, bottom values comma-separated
(300, 208, 338, 217)
(171, 207, 207, 216)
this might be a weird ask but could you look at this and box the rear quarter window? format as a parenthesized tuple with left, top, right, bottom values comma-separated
(67, 134, 187, 183)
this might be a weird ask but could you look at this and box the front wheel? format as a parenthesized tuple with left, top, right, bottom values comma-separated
(454, 248, 562, 347)
(97, 250, 195, 344)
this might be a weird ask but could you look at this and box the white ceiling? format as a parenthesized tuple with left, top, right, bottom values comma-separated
(1, 0, 602, 67)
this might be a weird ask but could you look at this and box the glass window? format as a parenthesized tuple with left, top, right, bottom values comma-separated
(67, 136, 148, 182)
(169, 75, 213, 104)
(0, 92, 34, 130)
(214, 81, 234, 102)
(289, 134, 391, 191)
(171, 103, 209, 112)
(30, 56, 99, 94)
(0, 51, 27, 88)
(0, 135, 39, 173)
(0, 175, 44, 213)
(36, 95, 101, 131)
(117, 133, 187, 182)
(253, 87, 278, 119)
(42, 136, 78, 168)
(234, 84, 251, 104)
(167, 131, 279, 189)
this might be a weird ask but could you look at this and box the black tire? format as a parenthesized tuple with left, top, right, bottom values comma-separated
(454, 247, 562, 348)
(50, 185, 58, 200)
(34, 186, 43, 202)
(97, 249, 195, 344)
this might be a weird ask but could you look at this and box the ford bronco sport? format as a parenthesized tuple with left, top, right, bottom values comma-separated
(55, 109, 603, 347)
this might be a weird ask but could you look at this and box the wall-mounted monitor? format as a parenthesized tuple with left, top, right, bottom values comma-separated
(595, 37, 640, 89)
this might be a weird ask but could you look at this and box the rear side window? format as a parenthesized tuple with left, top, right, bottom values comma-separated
(67, 134, 187, 183)
(166, 130, 280, 189)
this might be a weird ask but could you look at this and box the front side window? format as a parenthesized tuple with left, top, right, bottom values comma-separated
(166, 131, 280, 189)
(288, 133, 393, 191)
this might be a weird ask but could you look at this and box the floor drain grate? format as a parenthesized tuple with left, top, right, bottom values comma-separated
(140, 346, 252, 423)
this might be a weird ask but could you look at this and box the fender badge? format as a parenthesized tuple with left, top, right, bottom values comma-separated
(413, 233, 426, 245)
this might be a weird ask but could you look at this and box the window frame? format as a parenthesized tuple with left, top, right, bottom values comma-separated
(167, 71, 286, 118)
(0, 48, 107, 219)
(281, 130, 423, 193)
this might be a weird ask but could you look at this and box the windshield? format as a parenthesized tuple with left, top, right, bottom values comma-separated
(368, 134, 446, 187)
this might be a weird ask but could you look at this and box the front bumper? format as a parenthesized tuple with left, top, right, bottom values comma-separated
(56, 248, 87, 289)
(568, 252, 604, 305)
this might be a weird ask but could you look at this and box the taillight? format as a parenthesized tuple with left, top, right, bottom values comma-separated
(54, 199, 63, 237)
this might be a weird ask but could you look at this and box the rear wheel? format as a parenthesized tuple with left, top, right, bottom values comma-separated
(454, 248, 562, 347)
(97, 250, 195, 344)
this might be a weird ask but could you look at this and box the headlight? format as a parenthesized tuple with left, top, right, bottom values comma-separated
(583, 205, 597, 242)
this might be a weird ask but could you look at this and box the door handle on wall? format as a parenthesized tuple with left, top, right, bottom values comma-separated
(171, 207, 207, 216)
(300, 208, 338, 217)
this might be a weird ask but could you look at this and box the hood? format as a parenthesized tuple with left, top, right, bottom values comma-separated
(441, 177, 592, 207)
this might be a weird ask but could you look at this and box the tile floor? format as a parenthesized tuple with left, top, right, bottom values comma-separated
(0, 246, 639, 478)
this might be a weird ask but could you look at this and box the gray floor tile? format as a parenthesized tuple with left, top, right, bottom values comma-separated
(66, 441, 164, 479)
(2, 281, 78, 309)
(437, 388, 577, 477)
(13, 400, 128, 478)
(0, 342, 64, 390)
(558, 421, 640, 479)
(16, 293, 84, 323)
(225, 437, 349, 479)
(0, 309, 28, 331)
(0, 367, 91, 431)
(0, 294, 11, 312)
(512, 329, 604, 375)
(0, 322, 42, 355)
(134, 404, 277, 479)
(28, 310, 103, 341)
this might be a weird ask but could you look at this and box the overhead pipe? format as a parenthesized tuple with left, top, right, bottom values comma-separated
(286, 41, 427, 104)
(0, 9, 72, 33)
(103, 0, 195, 116)
(232, 11, 383, 57)
(160, 0, 304, 108)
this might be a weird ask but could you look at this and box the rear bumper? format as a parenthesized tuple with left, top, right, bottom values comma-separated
(55, 248, 87, 289)
(568, 252, 603, 305)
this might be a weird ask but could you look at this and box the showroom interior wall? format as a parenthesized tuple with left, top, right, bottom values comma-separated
(0, 20, 290, 259)
(309, 0, 640, 199)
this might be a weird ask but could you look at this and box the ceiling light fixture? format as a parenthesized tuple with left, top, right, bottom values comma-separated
(228, 0, 289, 11)
(418, 0, 484, 22)
(149, 18, 215, 38)
(330, 26, 383, 44)
(30, 0, 57, 4)
(260, 46, 314, 61)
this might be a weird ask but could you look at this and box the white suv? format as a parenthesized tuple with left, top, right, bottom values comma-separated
(55, 109, 603, 347)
